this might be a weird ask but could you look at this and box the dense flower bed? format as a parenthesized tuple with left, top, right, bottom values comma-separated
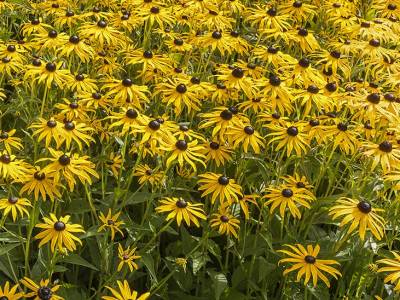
(0, 0, 400, 299)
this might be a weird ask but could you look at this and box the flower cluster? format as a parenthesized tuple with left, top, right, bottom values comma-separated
(0, 0, 400, 298)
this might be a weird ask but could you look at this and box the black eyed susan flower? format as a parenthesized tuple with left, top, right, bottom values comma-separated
(20, 277, 63, 300)
(210, 206, 240, 239)
(21, 18, 52, 37)
(203, 140, 232, 167)
(329, 197, 385, 240)
(161, 138, 206, 172)
(165, 37, 192, 52)
(267, 121, 310, 157)
(0, 151, 30, 181)
(138, 5, 175, 30)
(198, 106, 247, 141)
(102, 280, 150, 300)
(78, 91, 109, 109)
(133, 164, 166, 186)
(102, 77, 149, 109)
(0, 281, 24, 299)
(0, 195, 31, 221)
(24, 61, 72, 89)
(20, 167, 62, 202)
(0, 129, 23, 153)
(66, 74, 98, 94)
(217, 66, 258, 99)
(124, 48, 172, 75)
(247, 5, 290, 31)
(288, 27, 320, 53)
(198, 172, 242, 205)
(258, 74, 294, 115)
(137, 118, 174, 151)
(59, 120, 95, 150)
(263, 184, 315, 219)
(117, 243, 141, 272)
(30, 118, 65, 148)
(54, 99, 93, 121)
(155, 197, 207, 227)
(363, 140, 400, 172)
(377, 252, 400, 292)
(58, 35, 95, 63)
(194, 30, 234, 55)
(0, 56, 24, 77)
(154, 78, 203, 115)
(105, 152, 123, 178)
(35, 214, 85, 252)
(41, 148, 99, 191)
(238, 194, 259, 220)
(173, 124, 205, 142)
(323, 121, 360, 154)
(32, 29, 68, 52)
(98, 209, 125, 240)
(278, 244, 341, 287)
(108, 108, 148, 136)
(79, 20, 127, 47)
(294, 84, 333, 116)
(226, 123, 265, 154)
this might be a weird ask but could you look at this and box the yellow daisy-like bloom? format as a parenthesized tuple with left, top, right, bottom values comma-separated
(102, 280, 150, 300)
(79, 20, 127, 47)
(0, 151, 30, 182)
(155, 197, 207, 227)
(0, 281, 24, 299)
(173, 124, 205, 142)
(20, 277, 63, 300)
(363, 140, 400, 172)
(258, 75, 294, 115)
(198, 106, 247, 141)
(24, 61, 71, 89)
(323, 122, 360, 155)
(98, 209, 125, 240)
(217, 67, 258, 99)
(377, 251, 400, 292)
(41, 148, 99, 191)
(0, 195, 31, 221)
(54, 98, 93, 121)
(124, 48, 172, 75)
(0, 56, 24, 77)
(193, 30, 234, 55)
(165, 37, 192, 52)
(154, 78, 203, 115)
(203, 140, 232, 167)
(238, 194, 259, 220)
(34, 214, 85, 252)
(59, 120, 95, 150)
(58, 35, 94, 63)
(288, 27, 320, 53)
(0, 129, 23, 153)
(161, 139, 206, 172)
(278, 244, 341, 287)
(117, 243, 141, 272)
(198, 172, 242, 205)
(329, 197, 385, 240)
(226, 123, 265, 154)
(106, 152, 123, 178)
(294, 84, 333, 116)
(108, 108, 148, 136)
(263, 185, 315, 219)
(30, 118, 65, 148)
(32, 29, 68, 52)
(78, 91, 109, 109)
(65, 74, 98, 94)
(267, 122, 310, 157)
(210, 206, 241, 239)
(133, 164, 166, 186)
(137, 5, 175, 30)
(20, 18, 52, 37)
(102, 78, 149, 109)
(20, 166, 62, 202)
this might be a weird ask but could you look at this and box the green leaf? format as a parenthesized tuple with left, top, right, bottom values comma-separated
(60, 254, 98, 271)
(0, 243, 19, 255)
(209, 271, 228, 300)
(142, 253, 158, 284)
(123, 192, 155, 206)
